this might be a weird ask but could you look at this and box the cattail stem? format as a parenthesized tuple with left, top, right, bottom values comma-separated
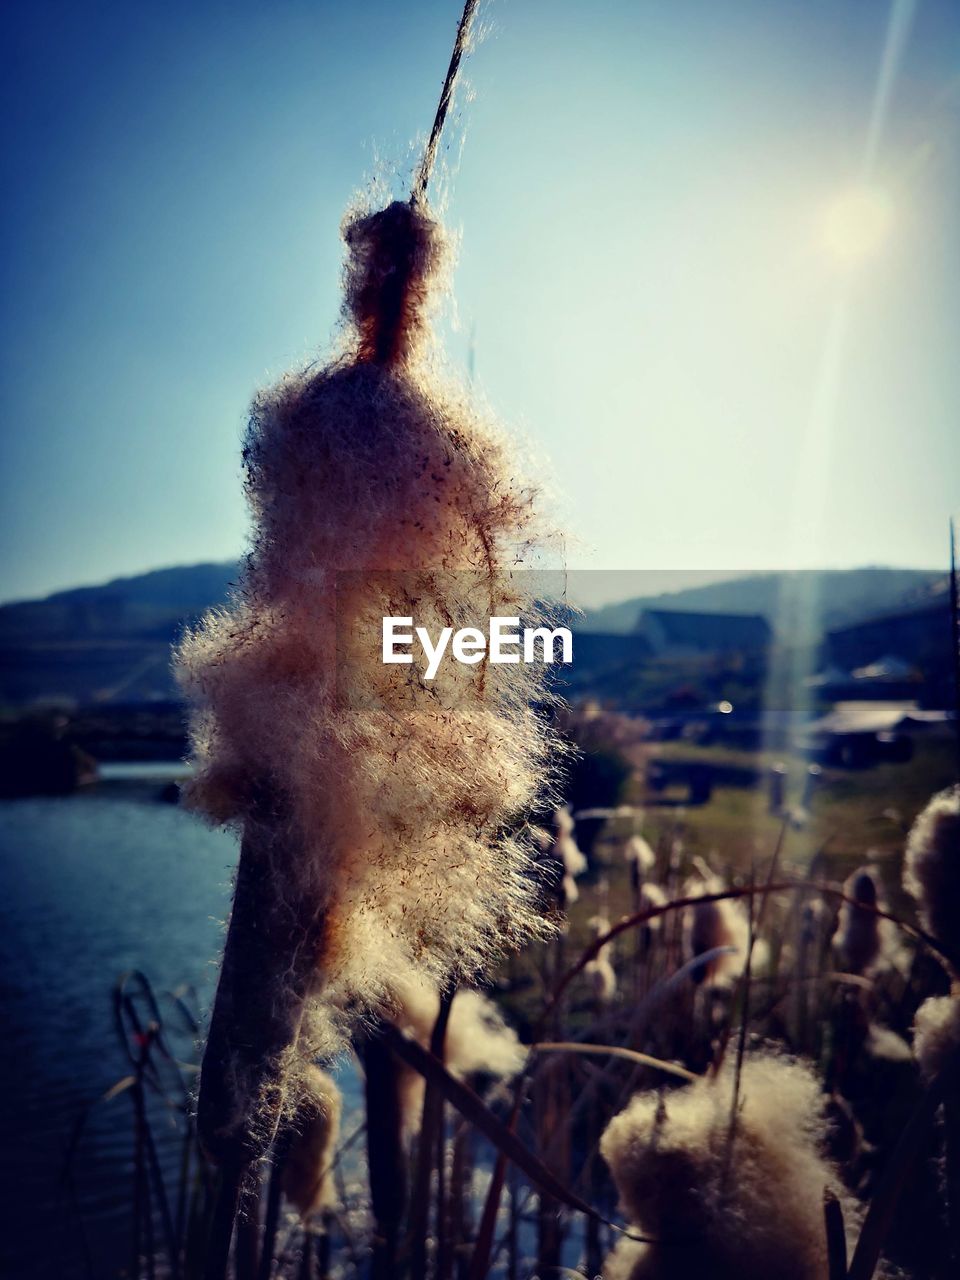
(363, 1027, 408, 1280)
(257, 1130, 291, 1280)
(435, 1096, 449, 1280)
(204, 1164, 245, 1280)
(824, 1188, 848, 1280)
(535, 1058, 563, 1279)
(234, 1172, 260, 1280)
(199, 807, 322, 1167)
(317, 1217, 331, 1280)
(119, 992, 179, 1276)
(131, 1024, 156, 1280)
(411, 0, 479, 205)
(848, 1080, 944, 1280)
(410, 985, 455, 1278)
(132, 1073, 144, 1280)
(722, 860, 757, 1183)
(585, 1071, 604, 1280)
(174, 1121, 193, 1263)
(297, 1231, 315, 1280)
(447, 1122, 470, 1280)
(506, 1162, 518, 1280)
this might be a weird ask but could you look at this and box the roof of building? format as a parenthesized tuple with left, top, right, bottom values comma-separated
(827, 592, 952, 639)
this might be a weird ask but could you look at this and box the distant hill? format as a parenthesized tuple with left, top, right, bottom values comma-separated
(0, 561, 946, 707)
(581, 568, 946, 638)
(0, 562, 240, 643)
(0, 563, 240, 706)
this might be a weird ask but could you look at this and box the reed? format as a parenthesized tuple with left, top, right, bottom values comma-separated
(60, 757, 960, 1280)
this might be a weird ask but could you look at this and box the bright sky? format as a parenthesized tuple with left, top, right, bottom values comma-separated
(1, 0, 957, 605)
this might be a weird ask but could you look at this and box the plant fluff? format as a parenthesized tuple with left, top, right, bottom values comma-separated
(282, 1064, 342, 1219)
(176, 199, 557, 1162)
(903, 784, 960, 969)
(599, 1054, 854, 1280)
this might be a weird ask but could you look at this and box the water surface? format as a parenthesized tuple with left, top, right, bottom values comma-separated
(0, 780, 237, 1277)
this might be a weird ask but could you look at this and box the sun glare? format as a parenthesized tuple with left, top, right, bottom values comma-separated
(822, 186, 894, 264)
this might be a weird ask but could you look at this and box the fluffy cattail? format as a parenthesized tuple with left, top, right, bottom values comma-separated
(902, 782, 960, 1247)
(913, 995, 960, 1084)
(912, 993, 960, 1262)
(599, 1054, 855, 1280)
(389, 972, 526, 1134)
(177, 200, 558, 1161)
(686, 877, 765, 989)
(544, 806, 586, 908)
(556, 807, 588, 877)
(585, 913, 617, 1004)
(903, 785, 960, 967)
(865, 1023, 913, 1064)
(634, 881, 667, 957)
(638, 881, 667, 921)
(624, 835, 656, 876)
(555, 804, 575, 837)
(392, 973, 526, 1078)
(282, 1064, 342, 1218)
(561, 871, 580, 906)
(832, 867, 898, 977)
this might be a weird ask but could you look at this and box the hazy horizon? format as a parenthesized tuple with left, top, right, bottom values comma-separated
(0, 557, 947, 613)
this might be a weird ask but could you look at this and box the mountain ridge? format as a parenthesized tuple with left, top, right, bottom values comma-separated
(0, 562, 945, 707)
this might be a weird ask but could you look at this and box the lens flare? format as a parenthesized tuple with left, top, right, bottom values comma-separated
(822, 186, 894, 264)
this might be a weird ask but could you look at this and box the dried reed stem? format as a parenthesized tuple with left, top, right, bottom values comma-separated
(363, 1028, 408, 1280)
(410, 986, 456, 1278)
(204, 1164, 244, 1280)
(198, 812, 321, 1169)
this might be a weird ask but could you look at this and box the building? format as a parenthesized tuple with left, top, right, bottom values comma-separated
(823, 597, 955, 707)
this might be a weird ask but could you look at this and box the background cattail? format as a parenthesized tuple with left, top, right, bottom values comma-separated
(913, 995, 960, 1084)
(624, 835, 656, 878)
(832, 866, 899, 977)
(282, 1064, 342, 1218)
(685, 875, 765, 989)
(543, 805, 587, 908)
(903, 785, 960, 969)
(557, 807, 588, 876)
(599, 1054, 856, 1280)
(388, 972, 526, 1135)
(585, 913, 618, 1005)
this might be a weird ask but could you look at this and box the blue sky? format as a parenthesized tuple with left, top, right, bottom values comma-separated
(1, 0, 957, 605)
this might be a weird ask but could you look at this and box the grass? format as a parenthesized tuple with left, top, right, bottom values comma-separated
(644, 728, 956, 877)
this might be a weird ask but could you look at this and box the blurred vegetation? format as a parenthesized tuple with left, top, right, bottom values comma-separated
(52, 712, 958, 1280)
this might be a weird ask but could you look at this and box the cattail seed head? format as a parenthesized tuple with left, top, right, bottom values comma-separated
(389, 973, 526, 1135)
(176, 197, 561, 1149)
(832, 866, 899, 977)
(342, 200, 447, 365)
(625, 835, 656, 875)
(282, 1064, 342, 1218)
(638, 881, 667, 923)
(903, 785, 960, 967)
(586, 913, 617, 1003)
(913, 994, 960, 1084)
(685, 877, 766, 989)
(600, 1054, 855, 1280)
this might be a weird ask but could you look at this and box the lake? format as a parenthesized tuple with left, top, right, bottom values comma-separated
(0, 772, 338, 1278)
